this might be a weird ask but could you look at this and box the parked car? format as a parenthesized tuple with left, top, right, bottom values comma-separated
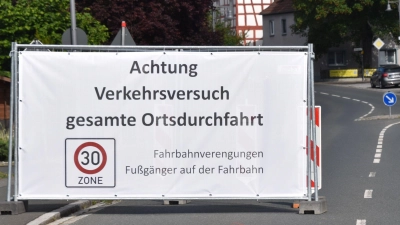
(370, 65, 400, 88)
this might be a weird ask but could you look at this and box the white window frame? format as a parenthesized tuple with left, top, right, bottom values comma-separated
(269, 20, 274, 36)
(379, 49, 397, 65)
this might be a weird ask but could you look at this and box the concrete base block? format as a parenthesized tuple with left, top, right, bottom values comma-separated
(163, 200, 191, 205)
(0, 201, 27, 215)
(299, 196, 327, 215)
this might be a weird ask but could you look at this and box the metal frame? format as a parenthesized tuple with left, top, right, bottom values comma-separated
(7, 43, 317, 201)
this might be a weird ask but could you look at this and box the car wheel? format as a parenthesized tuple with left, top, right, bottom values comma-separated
(380, 80, 385, 89)
(370, 81, 376, 88)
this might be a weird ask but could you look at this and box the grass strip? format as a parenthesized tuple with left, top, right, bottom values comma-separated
(0, 171, 7, 179)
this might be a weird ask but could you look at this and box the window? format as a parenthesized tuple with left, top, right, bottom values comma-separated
(328, 51, 346, 66)
(379, 50, 396, 65)
(281, 19, 287, 35)
(269, 20, 274, 36)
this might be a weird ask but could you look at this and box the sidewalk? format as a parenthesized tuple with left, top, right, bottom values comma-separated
(318, 78, 370, 83)
(0, 162, 11, 167)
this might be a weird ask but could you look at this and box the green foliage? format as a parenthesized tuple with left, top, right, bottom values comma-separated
(0, 171, 7, 179)
(209, 9, 246, 46)
(76, 8, 109, 45)
(0, 0, 109, 71)
(215, 22, 247, 46)
(292, 0, 396, 58)
(0, 126, 9, 162)
(0, 71, 10, 78)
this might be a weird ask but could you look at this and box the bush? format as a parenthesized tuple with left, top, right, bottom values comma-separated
(0, 70, 10, 78)
(0, 126, 9, 161)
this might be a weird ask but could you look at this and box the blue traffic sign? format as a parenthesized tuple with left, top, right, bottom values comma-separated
(383, 92, 397, 106)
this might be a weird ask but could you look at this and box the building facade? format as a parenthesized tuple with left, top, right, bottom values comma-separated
(214, 0, 271, 46)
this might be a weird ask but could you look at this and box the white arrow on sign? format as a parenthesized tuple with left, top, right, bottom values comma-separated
(386, 95, 395, 103)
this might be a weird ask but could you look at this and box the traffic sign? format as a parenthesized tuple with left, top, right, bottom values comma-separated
(62, 28, 88, 45)
(65, 138, 115, 188)
(74, 142, 108, 174)
(383, 92, 397, 106)
(111, 21, 136, 46)
(373, 38, 385, 50)
(111, 27, 136, 46)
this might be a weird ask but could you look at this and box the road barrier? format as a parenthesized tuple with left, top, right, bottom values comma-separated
(4, 44, 324, 214)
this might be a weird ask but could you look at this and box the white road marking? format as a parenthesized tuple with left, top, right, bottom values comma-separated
(364, 190, 373, 198)
(316, 92, 375, 120)
(356, 219, 367, 225)
(46, 201, 121, 225)
(373, 121, 400, 164)
(369, 172, 376, 177)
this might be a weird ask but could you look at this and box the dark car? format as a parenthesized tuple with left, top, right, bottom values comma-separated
(370, 65, 400, 88)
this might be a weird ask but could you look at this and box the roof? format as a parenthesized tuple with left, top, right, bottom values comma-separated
(260, 0, 295, 15)
(0, 76, 10, 83)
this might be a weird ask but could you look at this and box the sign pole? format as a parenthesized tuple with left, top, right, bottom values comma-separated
(121, 21, 126, 46)
(69, 0, 77, 45)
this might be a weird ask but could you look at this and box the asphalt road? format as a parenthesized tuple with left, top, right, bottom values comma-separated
(0, 167, 73, 225)
(2, 82, 400, 225)
(44, 82, 400, 225)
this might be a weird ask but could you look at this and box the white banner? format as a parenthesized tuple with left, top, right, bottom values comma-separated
(18, 51, 308, 199)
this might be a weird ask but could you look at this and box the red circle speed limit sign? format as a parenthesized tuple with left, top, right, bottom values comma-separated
(74, 142, 107, 174)
(66, 138, 115, 188)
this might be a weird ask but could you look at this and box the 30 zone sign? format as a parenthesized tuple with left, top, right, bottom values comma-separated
(65, 138, 115, 188)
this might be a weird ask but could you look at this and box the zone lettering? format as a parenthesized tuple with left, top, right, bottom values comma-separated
(78, 176, 104, 185)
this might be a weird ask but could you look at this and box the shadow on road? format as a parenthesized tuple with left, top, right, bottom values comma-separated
(94, 200, 299, 215)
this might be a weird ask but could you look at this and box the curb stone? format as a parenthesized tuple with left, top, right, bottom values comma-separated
(0, 162, 13, 167)
(26, 200, 92, 225)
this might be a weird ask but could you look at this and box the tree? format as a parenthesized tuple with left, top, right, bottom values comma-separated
(292, 0, 397, 67)
(0, 0, 109, 74)
(211, 9, 247, 46)
(76, 0, 240, 46)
